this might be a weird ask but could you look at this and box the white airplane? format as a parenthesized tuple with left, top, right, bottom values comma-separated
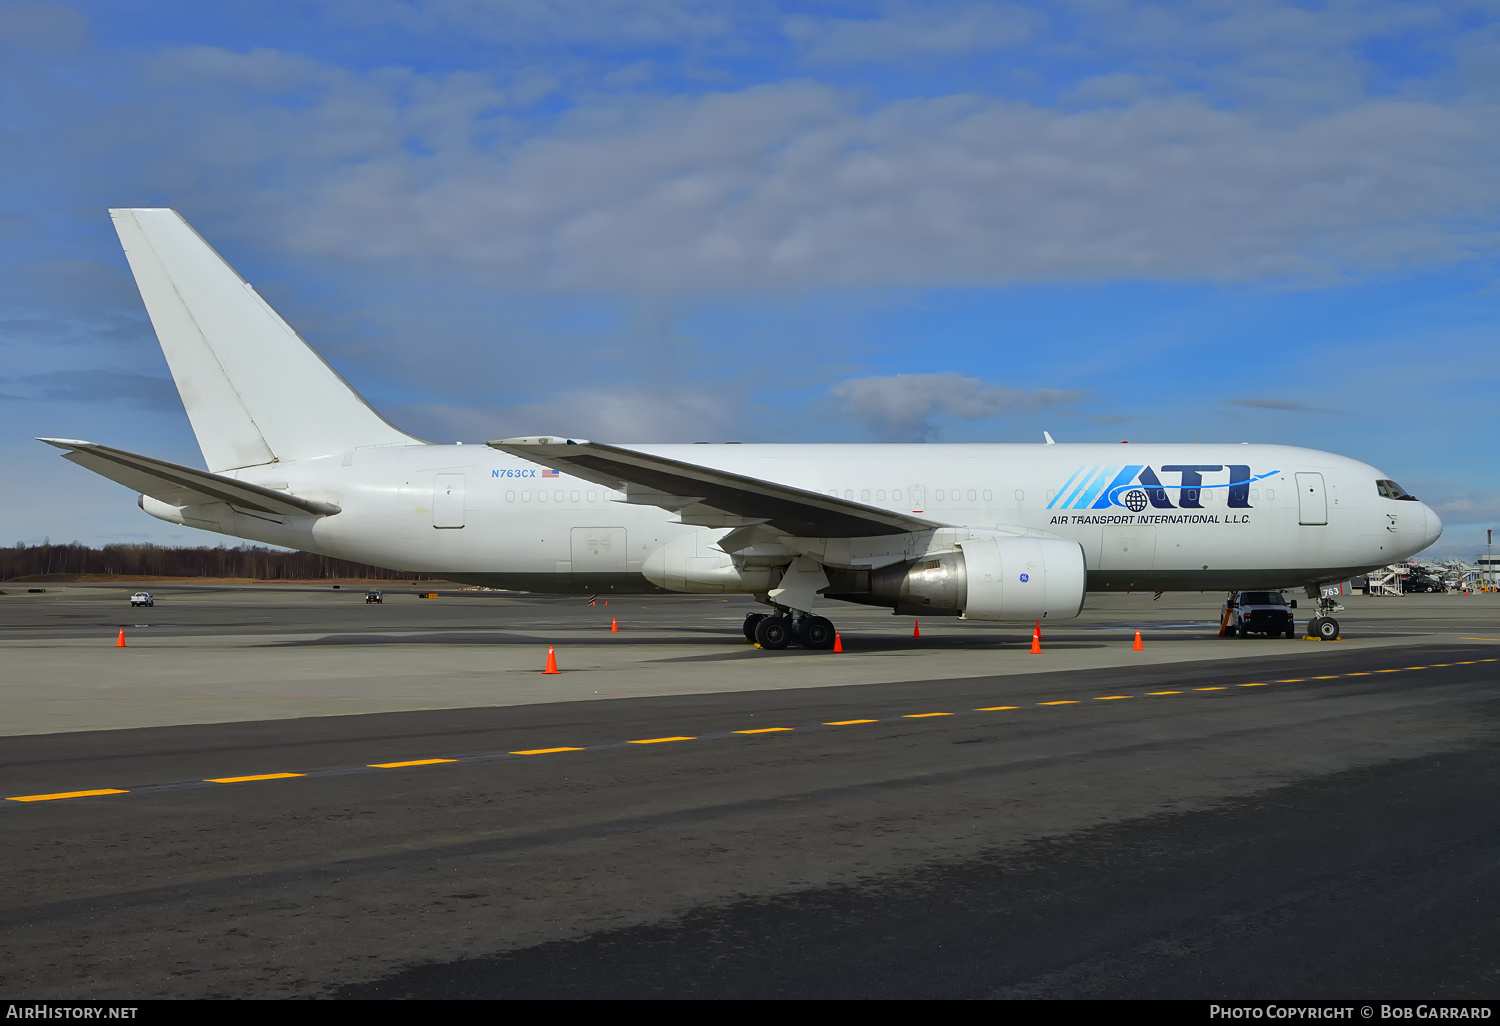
(41, 209, 1443, 648)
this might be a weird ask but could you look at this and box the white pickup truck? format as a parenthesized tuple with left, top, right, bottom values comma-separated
(1222, 590, 1297, 638)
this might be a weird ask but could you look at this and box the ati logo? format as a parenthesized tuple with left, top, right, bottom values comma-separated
(1047, 464, 1279, 511)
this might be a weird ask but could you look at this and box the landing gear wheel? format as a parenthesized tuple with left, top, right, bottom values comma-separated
(754, 616, 792, 650)
(799, 616, 836, 650)
(743, 612, 766, 642)
(1315, 616, 1340, 641)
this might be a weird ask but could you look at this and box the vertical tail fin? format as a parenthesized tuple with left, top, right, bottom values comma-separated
(110, 208, 420, 472)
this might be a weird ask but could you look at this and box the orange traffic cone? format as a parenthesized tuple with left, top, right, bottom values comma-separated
(833, 632, 843, 653)
(543, 646, 559, 674)
(611, 617, 618, 633)
(1133, 630, 1144, 651)
(1030, 621, 1041, 654)
(913, 620, 921, 638)
(115, 629, 126, 648)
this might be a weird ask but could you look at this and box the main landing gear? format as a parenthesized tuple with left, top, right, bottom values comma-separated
(743, 611, 837, 651)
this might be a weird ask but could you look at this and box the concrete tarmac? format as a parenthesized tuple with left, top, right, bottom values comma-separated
(0, 584, 1497, 998)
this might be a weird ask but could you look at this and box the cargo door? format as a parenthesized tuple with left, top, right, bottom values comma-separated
(1100, 525, 1156, 575)
(1295, 472, 1327, 525)
(433, 474, 465, 529)
(572, 527, 627, 576)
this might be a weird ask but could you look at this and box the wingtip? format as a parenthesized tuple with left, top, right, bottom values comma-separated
(36, 437, 95, 450)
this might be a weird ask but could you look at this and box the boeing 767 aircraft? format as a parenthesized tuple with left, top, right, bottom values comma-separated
(41, 209, 1442, 649)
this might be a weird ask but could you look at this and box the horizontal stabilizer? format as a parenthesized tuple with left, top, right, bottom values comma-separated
(38, 439, 341, 517)
(488, 436, 937, 538)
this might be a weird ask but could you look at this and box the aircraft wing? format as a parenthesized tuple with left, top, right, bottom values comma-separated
(37, 438, 341, 517)
(487, 436, 938, 537)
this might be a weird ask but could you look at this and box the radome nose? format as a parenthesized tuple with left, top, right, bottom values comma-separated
(1422, 503, 1443, 548)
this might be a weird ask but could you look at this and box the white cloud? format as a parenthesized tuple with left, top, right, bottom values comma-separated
(830, 373, 1080, 441)
(785, 3, 1039, 63)
(124, 49, 1500, 294)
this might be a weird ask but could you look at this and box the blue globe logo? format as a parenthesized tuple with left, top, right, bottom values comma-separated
(1123, 489, 1149, 512)
(1019, 573, 1030, 583)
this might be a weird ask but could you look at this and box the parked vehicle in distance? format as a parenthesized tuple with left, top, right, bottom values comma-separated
(130, 591, 154, 607)
(365, 590, 383, 604)
(1222, 590, 1296, 638)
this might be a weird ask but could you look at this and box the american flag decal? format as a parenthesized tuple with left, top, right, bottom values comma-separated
(542, 468, 560, 478)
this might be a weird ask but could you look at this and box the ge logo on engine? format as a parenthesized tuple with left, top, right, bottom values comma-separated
(1019, 573, 1030, 583)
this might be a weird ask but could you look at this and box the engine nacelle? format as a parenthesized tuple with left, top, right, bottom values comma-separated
(642, 531, 779, 594)
(870, 534, 1085, 621)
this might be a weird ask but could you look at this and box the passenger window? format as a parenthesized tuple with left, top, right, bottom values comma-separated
(571, 490, 580, 502)
(521, 490, 531, 502)
(845, 489, 854, 499)
(1046, 489, 1055, 501)
(1014, 489, 1023, 502)
(555, 490, 565, 502)
(982, 490, 992, 501)
(1250, 489, 1258, 500)
(877, 489, 887, 501)
(1266, 488, 1275, 500)
(506, 490, 516, 503)
(860, 489, 870, 501)
(967, 489, 976, 502)
(935, 489, 945, 501)
(538, 491, 547, 503)
(586, 490, 597, 502)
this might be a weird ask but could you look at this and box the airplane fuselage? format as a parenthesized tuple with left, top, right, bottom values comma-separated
(143, 441, 1441, 600)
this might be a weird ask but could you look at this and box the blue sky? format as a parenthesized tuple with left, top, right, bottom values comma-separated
(1, 0, 1497, 558)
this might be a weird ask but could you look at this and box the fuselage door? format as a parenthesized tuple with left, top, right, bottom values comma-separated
(1295, 472, 1327, 525)
(908, 486, 926, 513)
(572, 527, 627, 575)
(434, 473, 465, 529)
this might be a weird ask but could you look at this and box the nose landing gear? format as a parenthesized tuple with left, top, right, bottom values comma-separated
(1304, 592, 1344, 640)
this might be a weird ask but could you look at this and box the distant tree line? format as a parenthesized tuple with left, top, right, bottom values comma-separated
(1, 542, 433, 581)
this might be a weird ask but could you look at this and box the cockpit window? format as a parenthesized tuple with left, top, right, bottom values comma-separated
(1376, 479, 1418, 501)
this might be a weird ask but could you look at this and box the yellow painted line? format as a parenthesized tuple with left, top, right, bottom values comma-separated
(511, 747, 584, 755)
(903, 712, 953, 718)
(1238, 683, 1268, 687)
(1147, 691, 1182, 695)
(1374, 669, 1401, 674)
(825, 719, 878, 725)
(1432, 663, 1453, 667)
(368, 759, 457, 768)
(1345, 672, 1371, 676)
(1406, 666, 1428, 670)
(976, 706, 1019, 711)
(205, 773, 304, 783)
(629, 737, 695, 744)
(1456, 661, 1477, 665)
(1485, 658, 1498, 662)
(1195, 687, 1227, 691)
(1312, 675, 1340, 679)
(7, 788, 128, 803)
(1095, 696, 1132, 700)
(1038, 700, 1078, 706)
(1275, 679, 1306, 683)
(734, 728, 793, 734)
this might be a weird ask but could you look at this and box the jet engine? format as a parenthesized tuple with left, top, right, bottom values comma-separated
(868, 534, 1085, 621)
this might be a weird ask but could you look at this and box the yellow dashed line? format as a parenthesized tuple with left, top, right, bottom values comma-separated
(1374, 669, 1401, 673)
(1312, 675, 1340, 679)
(734, 728, 793, 734)
(825, 719, 878, 726)
(1095, 696, 1133, 700)
(629, 737, 695, 744)
(1147, 691, 1182, 695)
(205, 773, 304, 784)
(1275, 679, 1306, 683)
(903, 712, 952, 718)
(1238, 683, 1268, 687)
(1345, 672, 1371, 676)
(1406, 666, 1428, 670)
(368, 759, 457, 768)
(1432, 663, 1452, 667)
(1195, 687, 1227, 691)
(510, 748, 584, 756)
(975, 706, 1019, 711)
(1038, 700, 1078, 706)
(7, 789, 128, 803)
